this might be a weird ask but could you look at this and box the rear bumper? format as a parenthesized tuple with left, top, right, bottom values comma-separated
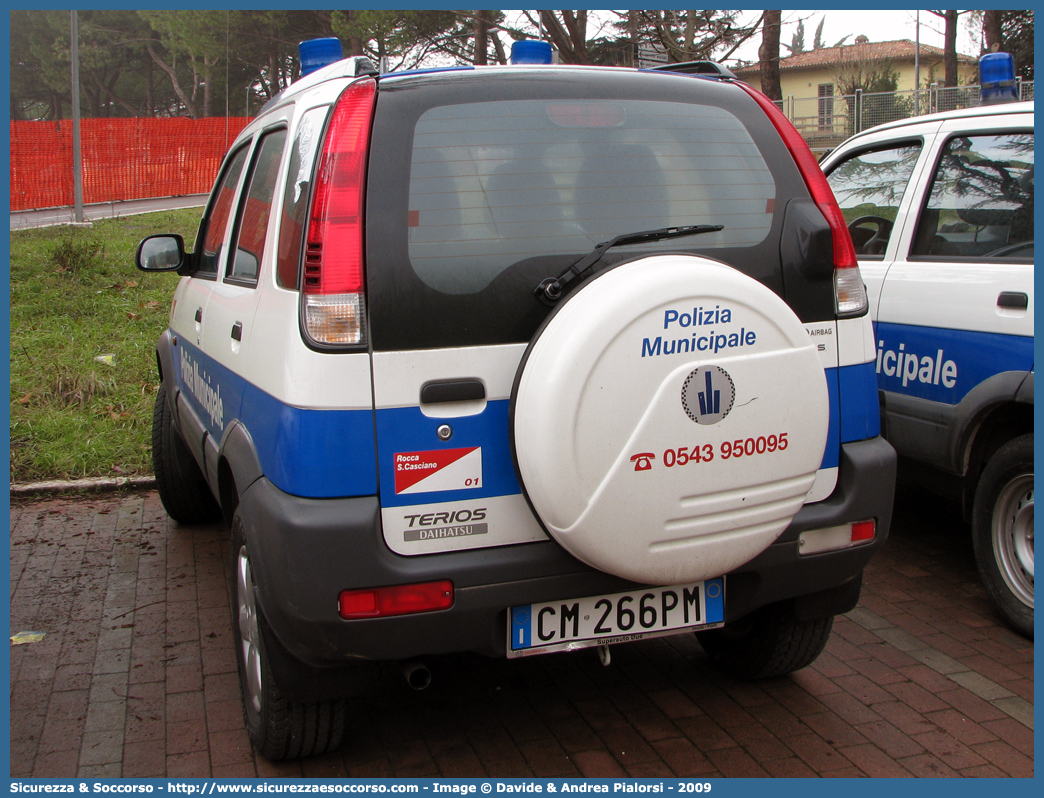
(240, 436, 895, 667)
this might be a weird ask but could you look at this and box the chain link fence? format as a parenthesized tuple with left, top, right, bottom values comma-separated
(778, 80, 1034, 157)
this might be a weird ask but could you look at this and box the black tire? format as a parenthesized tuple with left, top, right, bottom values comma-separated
(695, 601, 834, 679)
(152, 383, 222, 524)
(230, 513, 347, 760)
(972, 434, 1034, 638)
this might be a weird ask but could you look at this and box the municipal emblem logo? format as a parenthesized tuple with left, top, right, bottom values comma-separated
(682, 366, 735, 424)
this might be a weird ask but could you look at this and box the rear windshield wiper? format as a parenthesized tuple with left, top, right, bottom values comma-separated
(535, 224, 724, 303)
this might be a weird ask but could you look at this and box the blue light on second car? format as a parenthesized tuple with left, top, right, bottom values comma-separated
(510, 40, 553, 65)
(979, 51, 1018, 104)
(299, 37, 344, 77)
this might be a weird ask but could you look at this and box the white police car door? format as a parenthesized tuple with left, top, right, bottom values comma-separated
(195, 126, 289, 483)
(169, 142, 252, 469)
(874, 118, 1033, 430)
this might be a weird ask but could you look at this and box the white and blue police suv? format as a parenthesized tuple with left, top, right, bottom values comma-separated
(137, 40, 895, 759)
(822, 61, 1032, 638)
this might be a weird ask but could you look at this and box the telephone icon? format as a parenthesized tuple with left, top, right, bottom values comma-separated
(630, 452, 655, 471)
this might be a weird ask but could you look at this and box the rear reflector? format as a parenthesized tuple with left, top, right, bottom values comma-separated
(850, 520, 875, 542)
(338, 580, 454, 619)
(798, 520, 876, 556)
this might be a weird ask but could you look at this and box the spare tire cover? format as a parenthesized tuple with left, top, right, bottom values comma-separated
(512, 254, 829, 586)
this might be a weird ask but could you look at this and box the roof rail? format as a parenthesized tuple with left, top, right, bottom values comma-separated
(650, 61, 738, 80)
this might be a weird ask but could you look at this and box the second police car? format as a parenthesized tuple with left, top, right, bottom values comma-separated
(137, 39, 896, 759)
(821, 54, 1033, 638)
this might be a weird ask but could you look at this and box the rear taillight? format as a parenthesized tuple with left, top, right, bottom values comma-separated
(736, 82, 868, 318)
(338, 580, 454, 619)
(302, 77, 377, 346)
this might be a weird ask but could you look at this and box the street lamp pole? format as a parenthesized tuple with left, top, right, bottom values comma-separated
(914, 11, 921, 114)
(70, 10, 84, 223)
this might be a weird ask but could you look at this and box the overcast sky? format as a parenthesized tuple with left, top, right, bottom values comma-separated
(717, 9, 982, 66)
(563, 10, 983, 66)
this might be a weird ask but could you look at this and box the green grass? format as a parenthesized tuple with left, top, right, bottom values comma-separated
(10, 209, 202, 482)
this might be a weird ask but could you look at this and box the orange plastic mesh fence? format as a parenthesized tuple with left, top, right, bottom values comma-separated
(10, 117, 252, 211)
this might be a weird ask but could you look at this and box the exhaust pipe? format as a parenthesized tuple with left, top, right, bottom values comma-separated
(401, 659, 432, 690)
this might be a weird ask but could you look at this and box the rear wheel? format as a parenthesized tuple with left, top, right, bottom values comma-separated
(152, 383, 221, 524)
(972, 434, 1034, 638)
(696, 601, 834, 679)
(231, 513, 346, 759)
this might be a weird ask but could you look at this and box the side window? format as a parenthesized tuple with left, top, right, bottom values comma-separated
(911, 132, 1034, 260)
(227, 128, 288, 285)
(277, 106, 328, 289)
(198, 145, 250, 276)
(826, 142, 922, 257)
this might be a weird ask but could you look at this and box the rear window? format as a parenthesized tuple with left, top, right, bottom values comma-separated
(407, 98, 774, 294)
(367, 70, 807, 351)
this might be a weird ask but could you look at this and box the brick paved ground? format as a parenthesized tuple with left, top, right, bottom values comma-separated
(9, 488, 1033, 778)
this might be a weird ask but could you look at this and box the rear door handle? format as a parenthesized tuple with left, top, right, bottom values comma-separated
(194, 307, 203, 323)
(998, 291, 1028, 310)
(231, 322, 243, 341)
(420, 379, 485, 404)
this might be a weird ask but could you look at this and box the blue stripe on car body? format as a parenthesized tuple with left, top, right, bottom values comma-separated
(172, 336, 377, 499)
(874, 322, 1033, 404)
(174, 328, 873, 500)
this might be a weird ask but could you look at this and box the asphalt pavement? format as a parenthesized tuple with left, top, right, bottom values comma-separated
(10, 196, 207, 231)
(8, 487, 1034, 778)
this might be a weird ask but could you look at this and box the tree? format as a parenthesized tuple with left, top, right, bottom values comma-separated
(833, 54, 911, 134)
(9, 9, 829, 120)
(534, 10, 589, 64)
(983, 9, 1004, 52)
(231, 11, 337, 104)
(331, 10, 459, 71)
(630, 10, 758, 64)
(785, 19, 805, 56)
(975, 9, 1034, 81)
(927, 9, 969, 88)
(813, 16, 849, 50)
(473, 10, 491, 65)
(813, 18, 826, 50)
(80, 11, 162, 116)
(759, 10, 782, 101)
(139, 10, 231, 118)
(10, 10, 166, 119)
(504, 10, 760, 68)
(10, 10, 74, 119)
(12, 9, 337, 118)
